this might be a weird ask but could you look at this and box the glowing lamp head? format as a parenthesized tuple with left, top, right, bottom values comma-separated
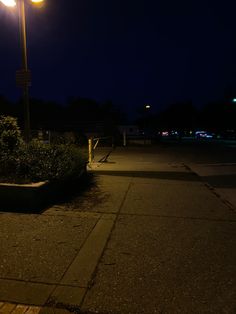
(145, 104, 151, 109)
(233, 98, 236, 103)
(31, 0, 44, 3)
(0, 0, 16, 7)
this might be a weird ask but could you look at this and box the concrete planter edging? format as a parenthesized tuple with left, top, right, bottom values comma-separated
(0, 165, 87, 210)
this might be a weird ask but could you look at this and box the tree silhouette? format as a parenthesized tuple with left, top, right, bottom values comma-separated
(156, 101, 197, 131)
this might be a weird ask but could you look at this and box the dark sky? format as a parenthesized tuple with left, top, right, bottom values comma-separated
(1, 0, 236, 115)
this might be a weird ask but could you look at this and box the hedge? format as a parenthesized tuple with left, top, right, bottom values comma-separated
(0, 116, 87, 184)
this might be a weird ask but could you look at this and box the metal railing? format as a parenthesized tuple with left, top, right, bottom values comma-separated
(88, 136, 114, 164)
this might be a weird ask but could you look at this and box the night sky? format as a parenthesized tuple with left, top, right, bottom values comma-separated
(1, 0, 236, 115)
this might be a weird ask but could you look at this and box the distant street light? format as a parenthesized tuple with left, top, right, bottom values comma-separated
(143, 104, 151, 143)
(0, 0, 44, 142)
(232, 98, 236, 103)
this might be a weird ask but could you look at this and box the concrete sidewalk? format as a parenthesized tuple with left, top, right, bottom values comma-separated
(0, 147, 236, 313)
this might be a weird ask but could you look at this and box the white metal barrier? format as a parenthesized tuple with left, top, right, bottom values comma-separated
(88, 136, 114, 163)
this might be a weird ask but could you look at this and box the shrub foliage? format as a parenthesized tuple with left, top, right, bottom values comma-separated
(0, 115, 22, 151)
(0, 116, 86, 183)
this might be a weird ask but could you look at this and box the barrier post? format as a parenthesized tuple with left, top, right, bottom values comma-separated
(88, 137, 93, 163)
(123, 130, 126, 146)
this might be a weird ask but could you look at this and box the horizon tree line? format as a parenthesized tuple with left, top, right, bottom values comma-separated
(0, 95, 235, 135)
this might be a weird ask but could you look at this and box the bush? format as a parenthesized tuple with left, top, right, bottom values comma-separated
(0, 116, 87, 183)
(0, 116, 23, 181)
(0, 115, 23, 152)
(16, 140, 87, 182)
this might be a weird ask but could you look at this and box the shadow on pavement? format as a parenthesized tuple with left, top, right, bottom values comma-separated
(93, 170, 201, 182)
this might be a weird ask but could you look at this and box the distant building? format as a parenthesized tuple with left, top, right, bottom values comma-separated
(118, 125, 140, 136)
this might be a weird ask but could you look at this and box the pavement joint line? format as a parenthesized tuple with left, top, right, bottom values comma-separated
(78, 181, 133, 309)
(37, 209, 236, 222)
(184, 163, 236, 212)
(59, 213, 116, 286)
(49, 210, 120, 215)
(0, 277, 87, 290)
(0, 278, 57, 286)
(44, 214, 108, 305)
(46, 214, 117, 308)
(58, 216, 102, 282)
(118, 212, 236, 222)
(204, 183, 236, 212)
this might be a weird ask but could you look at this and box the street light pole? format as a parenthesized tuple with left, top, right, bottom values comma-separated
(18, 0, 30, 143)
(143, 104, 151, 144)
(1, 0, 44, 142)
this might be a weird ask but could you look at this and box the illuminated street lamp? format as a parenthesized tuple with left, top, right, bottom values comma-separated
(143, 104, 151, 143)
(0, 0, 44, 142)
(0, 0, 16, 7)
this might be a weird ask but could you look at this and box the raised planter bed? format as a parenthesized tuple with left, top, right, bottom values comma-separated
(0, 181, 48, 210)
(0, 166, 87, 211)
